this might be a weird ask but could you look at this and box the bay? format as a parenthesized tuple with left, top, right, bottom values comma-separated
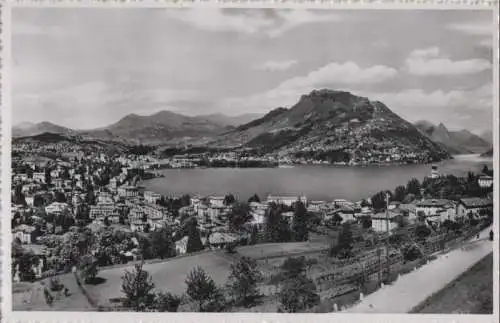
(142, 154, 493, 201)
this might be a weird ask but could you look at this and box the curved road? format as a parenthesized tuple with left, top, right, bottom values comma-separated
(344, 226, 493, 313)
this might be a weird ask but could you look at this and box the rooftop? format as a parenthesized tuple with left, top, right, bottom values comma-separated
(460, 197, 493, 208)
(415, 199, 452, 207)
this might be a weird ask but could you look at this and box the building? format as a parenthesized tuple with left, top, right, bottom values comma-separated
(45, 202, 71, 217)
(118, 185, 139, 198)
(208, 196, 226, 207)
(32, 172, 46, 183)
(457, 197, 493, 217)
(430, 165, 439, 179)
(25, 195, 34, 207)
(144, 191, 162, 204)
(371, 217, 398, 233)
(333, 199, 352, 208)
(175, 236, 189, 255)
(90, 202, 118, 220)
(333, 206, 356, 222)
(13, 173, 29, 182)
(204, 232, 240, 249)
(308, 200, 327, 212)
(415, 199, 454, 217)
(478, 175, 493, 188)
(97, 192, 114, 204)
(267, 195, 307, 207)
(13, 225, 37, 244)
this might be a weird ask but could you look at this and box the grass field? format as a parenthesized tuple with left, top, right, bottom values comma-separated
(237, 241, 327, 259)
(411, 252, 493, 314)
(13, 273, 94, 311)
(86, 250, 234, 307)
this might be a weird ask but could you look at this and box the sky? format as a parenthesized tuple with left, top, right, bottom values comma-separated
(12, 8, 495, 134)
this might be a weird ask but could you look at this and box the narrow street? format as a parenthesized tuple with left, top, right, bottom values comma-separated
(344, 226, 493, 313)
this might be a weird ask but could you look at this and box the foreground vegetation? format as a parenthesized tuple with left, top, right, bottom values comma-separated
(411, 252, 493, 314)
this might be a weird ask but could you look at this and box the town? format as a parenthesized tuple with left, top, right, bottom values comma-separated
(11, 141, 494, 313)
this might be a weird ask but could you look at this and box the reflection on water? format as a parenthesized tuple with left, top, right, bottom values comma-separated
(143, 154, 493, 201)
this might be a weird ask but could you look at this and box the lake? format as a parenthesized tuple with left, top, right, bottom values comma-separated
(142, 154, 493, 201)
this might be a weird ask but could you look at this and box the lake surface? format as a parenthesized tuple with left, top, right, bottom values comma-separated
(142, 154, 493, 201)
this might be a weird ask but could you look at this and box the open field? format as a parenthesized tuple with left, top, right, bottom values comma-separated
(411, 252, 493, 314)
(237, 241, 327, 259)
(86, 250, 234, 307)
(13, 274, 94, 311)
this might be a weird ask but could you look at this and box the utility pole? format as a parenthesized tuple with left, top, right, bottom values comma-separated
(385, 192, 390, 281)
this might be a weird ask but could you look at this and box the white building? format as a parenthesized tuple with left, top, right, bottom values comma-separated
(415, 199, 454, 217)
(371, 217, 398, 233)
(457, 197, 493, 218)
(32, 172, 46, 183)
(45, 202, 71, 217)
(118, 185, 140, 198)
(267, 195, 307, 207)
(144, 191, 161, 204)
(13, 225, 37, 244)
(209, 196, 226, 207)
(478, 175, 493, 188)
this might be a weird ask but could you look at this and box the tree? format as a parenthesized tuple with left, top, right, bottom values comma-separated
(371, 190, 391, 211)
(224, 194, 236, 206)
(248, 193, 261, 203)
(78, 254, 99, 284)
(280, 256, 308, 279)
(360, 217, 372, 229)
(415, 224, 431, 240)
(264, 203, 281, 242)
(228, 202, 252, 232)
(393, 185, 406, 202)
(17, 252, 39, 282)
(55, 191, 67, 203)
(292, 201, 308, 242)
(154, 291, 182, 312)
(150, 227, 176, 259)
(226, 257, 263, 306)
(185, 266, 223, 312)
(278, 272, 319, 313)
(249, 225, 258, 245)
(45, 168, 52, 186)
(186, 218, 204, 253)
(329, 223, 353, 258)
(406, 178, 421, 196)
(121, 261, 155, 311)
(360, 199, 371, 207)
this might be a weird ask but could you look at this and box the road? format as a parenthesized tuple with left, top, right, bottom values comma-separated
(343, 226, 493, 313)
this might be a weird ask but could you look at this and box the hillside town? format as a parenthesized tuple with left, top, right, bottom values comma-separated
(11, 141, 494, 312)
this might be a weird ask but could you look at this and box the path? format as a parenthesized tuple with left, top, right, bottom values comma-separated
(343, 226, 493, 313)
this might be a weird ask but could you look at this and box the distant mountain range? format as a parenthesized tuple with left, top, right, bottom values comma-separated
(13, 90, 489, 160)
(414, 121, 491, 154)
(13, 112, 262, 145)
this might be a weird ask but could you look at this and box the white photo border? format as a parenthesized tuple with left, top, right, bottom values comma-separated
(1, 1, 499, 323)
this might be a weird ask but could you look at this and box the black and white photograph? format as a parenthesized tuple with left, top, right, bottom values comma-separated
(2, 3, 498, 320)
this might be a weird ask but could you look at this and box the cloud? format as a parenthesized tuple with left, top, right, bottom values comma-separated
(447, 22, 492, 36)
(256, 60, 297, 72)
(165, 8, 340, 38)
(221, 61, 397, 112)
(14, 81, 199, 129)
(368, 84, 492, 115)
(357, 84, 493, 131)
(267, 10, 342, 38)
(404, 47, 491, 76)
(164, 9, 273, 35)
